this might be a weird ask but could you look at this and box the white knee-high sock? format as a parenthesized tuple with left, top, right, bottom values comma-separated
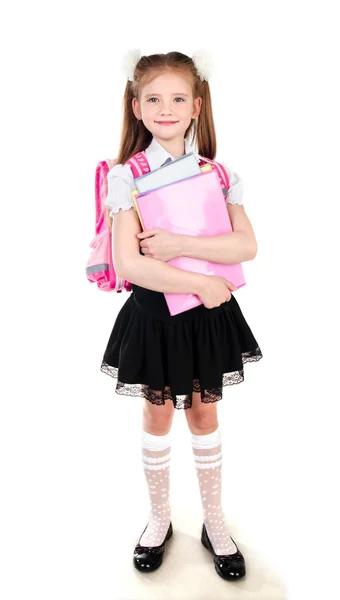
(139, 430, 172, 547)
(191, 427, 237, 555)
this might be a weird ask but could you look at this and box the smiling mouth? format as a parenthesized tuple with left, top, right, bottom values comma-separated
(155, 121, 179, 125)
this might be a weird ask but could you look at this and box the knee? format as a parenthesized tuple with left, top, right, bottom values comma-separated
(186, 417, 218, 435)
(185, 404, 218, 434)
(143, 399, 175, 436)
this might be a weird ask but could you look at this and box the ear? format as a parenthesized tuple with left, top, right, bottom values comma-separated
(132, 98, 142, 120)
(192, 97, 202, 119)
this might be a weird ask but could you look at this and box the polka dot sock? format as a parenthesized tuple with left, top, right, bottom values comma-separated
(139, 429, 172, 547)
(191, 427, 237, 555)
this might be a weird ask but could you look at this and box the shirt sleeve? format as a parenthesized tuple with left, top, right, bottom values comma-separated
(220, 161, 244, 206)
(104, 163, 136, 215)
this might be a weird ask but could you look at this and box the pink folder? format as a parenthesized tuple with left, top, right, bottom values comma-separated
(133, 168, 246, 316)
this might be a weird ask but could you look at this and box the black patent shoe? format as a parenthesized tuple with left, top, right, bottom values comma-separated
(133, 521, 173, 572)
(201, 523, 246, 580)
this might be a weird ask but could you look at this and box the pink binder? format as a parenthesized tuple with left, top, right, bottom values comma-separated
(133, 168, 246, 316)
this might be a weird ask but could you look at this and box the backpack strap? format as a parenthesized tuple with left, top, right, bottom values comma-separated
(198, 155, 230, 195)
(126, 151, 151, 178)
(94, 154, 149, 235)
(95, 160, 113, 235)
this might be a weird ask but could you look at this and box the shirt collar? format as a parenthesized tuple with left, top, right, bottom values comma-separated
(145, 137, 199, 171)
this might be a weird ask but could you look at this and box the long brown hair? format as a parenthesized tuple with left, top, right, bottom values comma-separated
(106, 51, 217, 229)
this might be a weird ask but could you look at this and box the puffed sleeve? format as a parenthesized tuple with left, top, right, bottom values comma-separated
(104, 163, 136, 215)
(220, 161, 244, 205)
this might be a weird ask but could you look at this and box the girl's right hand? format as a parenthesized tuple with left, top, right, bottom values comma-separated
(197, 275, 237, 309)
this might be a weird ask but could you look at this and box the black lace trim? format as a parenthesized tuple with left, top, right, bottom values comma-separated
(100, 346, 263, 410)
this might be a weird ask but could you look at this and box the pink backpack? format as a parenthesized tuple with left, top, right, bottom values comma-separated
(85, 151, 229, 293)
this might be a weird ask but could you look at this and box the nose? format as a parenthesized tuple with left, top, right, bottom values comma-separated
(159, 100, 173, 115)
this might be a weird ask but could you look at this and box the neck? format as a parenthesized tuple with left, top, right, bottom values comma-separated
(153, 136, 186, 159)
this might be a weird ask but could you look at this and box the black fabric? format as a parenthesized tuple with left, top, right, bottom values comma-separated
(100, 285, 263, 410)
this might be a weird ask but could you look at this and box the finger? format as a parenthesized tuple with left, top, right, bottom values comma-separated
(137, 229, 157, 238)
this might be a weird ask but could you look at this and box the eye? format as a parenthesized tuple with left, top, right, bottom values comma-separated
(147, 97, 185, 103)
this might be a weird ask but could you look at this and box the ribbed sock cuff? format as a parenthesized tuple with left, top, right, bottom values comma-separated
(142, 429, 172, 451)
(191, 426, 221, 450)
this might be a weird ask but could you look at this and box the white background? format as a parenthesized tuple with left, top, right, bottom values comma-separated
(1, 1, 339, 599)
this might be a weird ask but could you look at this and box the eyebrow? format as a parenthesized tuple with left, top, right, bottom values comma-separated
(143, 93, 189, 98)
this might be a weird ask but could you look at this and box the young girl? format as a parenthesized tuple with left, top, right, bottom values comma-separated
(100, 50, 263, 579)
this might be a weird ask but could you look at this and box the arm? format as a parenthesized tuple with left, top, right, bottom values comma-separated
(177, 204, 258, 264)
(113, 206, 206, 295)
(124, 254, 206, 294)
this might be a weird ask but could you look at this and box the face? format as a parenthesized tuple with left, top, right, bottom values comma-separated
(132, 70, 201, 143)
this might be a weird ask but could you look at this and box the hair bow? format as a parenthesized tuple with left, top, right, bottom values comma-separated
(121, 48, 141, 81)
(191, 50, 214, 81)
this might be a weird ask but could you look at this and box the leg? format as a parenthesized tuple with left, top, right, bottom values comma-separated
(143, 397, 175, 435)
(185, 391, 237, 555)
(184, 391, 218, 434)
(139, 399, 175, 546)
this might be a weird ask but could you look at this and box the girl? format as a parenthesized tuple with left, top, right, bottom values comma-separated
(100, 50, 263, 579)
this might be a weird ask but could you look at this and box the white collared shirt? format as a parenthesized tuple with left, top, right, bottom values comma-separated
(104, 137, 244, 216)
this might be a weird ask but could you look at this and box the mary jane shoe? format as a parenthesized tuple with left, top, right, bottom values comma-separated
(133, 521, 173, 572)
(201, 522, 246, 580)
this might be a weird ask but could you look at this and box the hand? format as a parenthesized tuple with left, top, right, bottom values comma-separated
(137, 228, 181, 262)
(197, 275, 237, 309)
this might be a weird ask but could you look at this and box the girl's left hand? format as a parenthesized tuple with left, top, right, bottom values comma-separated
(137, 228, 180, 262)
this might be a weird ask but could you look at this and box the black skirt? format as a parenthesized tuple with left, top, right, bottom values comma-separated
(100, 283, 263, 410)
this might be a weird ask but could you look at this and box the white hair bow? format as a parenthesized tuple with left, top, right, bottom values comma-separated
(121, 48, 141, 81)
(191, 50, 214, 81)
